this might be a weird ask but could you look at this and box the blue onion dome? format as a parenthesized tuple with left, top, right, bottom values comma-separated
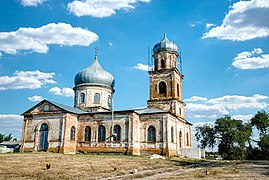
(153, 33, 178, 53)
(74, 55, 115, 88)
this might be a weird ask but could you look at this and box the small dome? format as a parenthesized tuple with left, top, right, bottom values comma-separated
(74, 56, 115, 88)
(153, 33, 178, 53)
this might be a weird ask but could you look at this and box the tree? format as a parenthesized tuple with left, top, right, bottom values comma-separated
(250, 110, 269, 159)
(195, 115, 252, 160)
(0, 133, 13, 143)
(195, 124, 216, 149)
(251, 110, 269, 134)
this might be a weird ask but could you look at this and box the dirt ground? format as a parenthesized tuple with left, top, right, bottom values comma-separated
(0, 153, 268, 180)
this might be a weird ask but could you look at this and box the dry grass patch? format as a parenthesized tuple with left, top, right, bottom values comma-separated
(0, 153, 268, 179)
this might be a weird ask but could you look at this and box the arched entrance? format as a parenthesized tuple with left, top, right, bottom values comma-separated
(39, 123, 49, 151)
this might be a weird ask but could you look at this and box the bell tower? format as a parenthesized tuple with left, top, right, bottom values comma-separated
(147, 32, 185, 118)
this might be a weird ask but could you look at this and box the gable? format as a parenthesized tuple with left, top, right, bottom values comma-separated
(22, 100, 66, 115)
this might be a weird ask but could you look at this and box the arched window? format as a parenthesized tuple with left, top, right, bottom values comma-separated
(84, 126, 91, 142)
(171, 127, 174, 143)
(40, 123, 48, 131)
(70, 126, 76, 141)
(161, 59, 165, 68)
(159, 81, 166, 95)
(148, 126, 156, 142)
(80, 93, 85, 104)
(179, 131, 182, 148)
(186, 132, 189, 146)
(108, 95, 111, 108)
(177, 83, 180, 97)
(94, 93, 100, 104)
(113, 125, 121, 141)
(98, 125, 106, 142)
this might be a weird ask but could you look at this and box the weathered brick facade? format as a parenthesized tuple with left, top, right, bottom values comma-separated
(20, 33, 192, 156)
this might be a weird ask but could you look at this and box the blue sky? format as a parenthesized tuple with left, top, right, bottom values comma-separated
(0, 0, 269, 144)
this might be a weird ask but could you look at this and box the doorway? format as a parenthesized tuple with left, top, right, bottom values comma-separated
(39, 123, 49, 151)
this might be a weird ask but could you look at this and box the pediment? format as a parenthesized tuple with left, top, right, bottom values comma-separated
(31, 102, 62, 114)
(22, 100, 65, 115)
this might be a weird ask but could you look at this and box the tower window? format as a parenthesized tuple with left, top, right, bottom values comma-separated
(70, 126, 76, 141)
(161, 59, 165, 68)
(148, 126, 156, 142)
(177, 83, 180, 97)
(80, 93, 85, 104)
(108, 95, 111, 108)
(159, 81, 167, 95)
(84, 126, 91, 142)
(98, 125, 106, 142)
(94, 93, 100, 104)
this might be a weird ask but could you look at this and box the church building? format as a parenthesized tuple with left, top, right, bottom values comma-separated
(20, 33, 192, 156)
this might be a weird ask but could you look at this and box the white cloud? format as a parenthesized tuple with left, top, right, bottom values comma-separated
(49, 87, 74, 97)
(203, 0, 269, 41)
(232, 114, 254, 121)
(68, 0, 151, 18)
(28, 95, 43, 102)
(0, 70, 56, 90)
(232, 48, 269, 69)
(205, 23, 216, 29)
(184, 94, 269, 118)
(109, 41, 113, 46)
(0, 114, 23, 139)
(0, 22, 98, 55)
(133, 63, 150, 71)
(184, 96, 208, 102)
(20, 0, 46, 7)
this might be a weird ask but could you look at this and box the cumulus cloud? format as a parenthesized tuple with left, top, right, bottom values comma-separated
(184, 96, 208, 102)
(68, 0, 151, 18)
(49, 87, 74, 97)
(0, 23, 98, 55)
(0, 70, 56, 90)
(184, 94, 269, 118)
(232, 48, 269, 69)
(20, 0, 46, 7)
(232, 114, 254, 121)
(28, 95, 43, 102)
(0, 114, 23, 139)
(132, 63, 150, 71)
(203, 0, 269, 41)
(205, 23, 216, 29)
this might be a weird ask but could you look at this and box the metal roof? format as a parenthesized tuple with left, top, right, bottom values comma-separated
(134, 107, 169, 114)
(49, 101, 87, 114)
(74, 56, 115, 88)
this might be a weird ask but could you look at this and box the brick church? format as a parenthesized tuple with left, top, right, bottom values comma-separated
(20, 33, 192, 156)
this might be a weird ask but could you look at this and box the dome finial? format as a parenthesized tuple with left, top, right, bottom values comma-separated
(164, 25, 167, 38)
(94, 47, 98, 60)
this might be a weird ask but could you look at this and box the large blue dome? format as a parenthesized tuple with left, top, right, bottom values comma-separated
(74, 56, 115, 88)
(153, 33, 178, 53)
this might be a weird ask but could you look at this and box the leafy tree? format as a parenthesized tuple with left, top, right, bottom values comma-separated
(195, 124, 216, 149)
(0, 133, 13, 143)
(250, 110, 269, 159)
(195, 115, 252, 160)
(251, 110, 269, 134)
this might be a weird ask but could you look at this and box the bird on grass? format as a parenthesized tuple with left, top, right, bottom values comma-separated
(46, 164, 51, 170)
